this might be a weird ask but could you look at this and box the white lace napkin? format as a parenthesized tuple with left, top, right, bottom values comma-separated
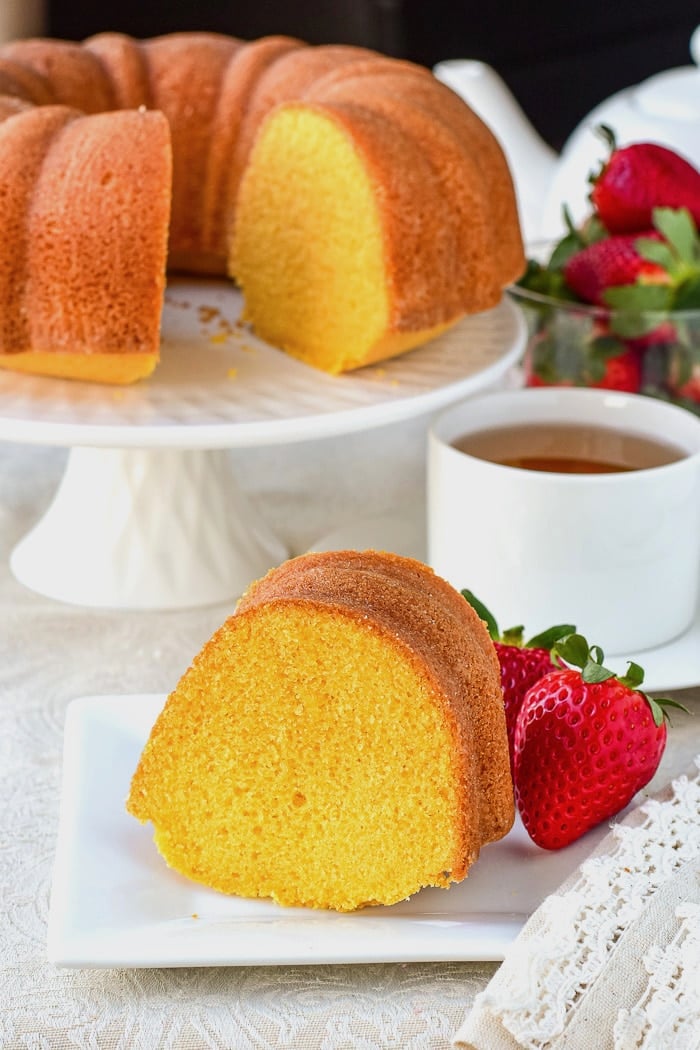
(455, 756, 700, 1050)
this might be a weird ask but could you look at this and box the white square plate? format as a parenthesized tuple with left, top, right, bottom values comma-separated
(48, 694, 614, 968)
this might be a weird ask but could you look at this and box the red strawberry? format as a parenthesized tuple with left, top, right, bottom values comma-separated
(669, 362, 700, 404)
(461, 590, 574, 768)
(563, 233, 667, 306)
(512, 635, 685, 850)
(625, 319, 677, 351)
(526, 347, 640, 392)
(525, 370, 570, 388)
(495, 643, 558, 763)
(524, 320, 642, 393)
(589, 345, 642, 392)
(590, 133, 700, 234)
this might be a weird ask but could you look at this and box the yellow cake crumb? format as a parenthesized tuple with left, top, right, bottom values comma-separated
(127, 550, 514, 912)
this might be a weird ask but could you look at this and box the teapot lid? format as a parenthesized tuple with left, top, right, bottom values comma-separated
(633, 66, 700, 122)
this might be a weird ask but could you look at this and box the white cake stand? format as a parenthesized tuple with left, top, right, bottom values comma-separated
(0, 278, 525, 610)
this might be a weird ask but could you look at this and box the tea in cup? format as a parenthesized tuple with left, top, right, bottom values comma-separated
(427, 388, 700, 654)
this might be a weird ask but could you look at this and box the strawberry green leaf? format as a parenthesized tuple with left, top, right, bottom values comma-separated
(610, 312, 670, 339)
(529, 335, 565, 384)
(618, 661, 645, 690)
(582, 644, 615, 683)
(647, 695, 666, 726)
(553, 634, 616, 682)
(584, 353, 608, 383)
(562, 203, 578, 237)
(672, 275, 700, 310)
(588, 335, 628, 379)
(652, 207, 698, 264)
(671, 345, 694, 385)
(517, 259, 580, 300)
(603, 285, 672, 312)
(588, 125, 617, 187)
(501, 625, 525, 646)
(548, 233, 583, 272)
(635, 238, 676, 272)
(460, 589, 499, 640)
(580, 214, 608, 245)
(595, 123, 617, 152)
(553, 632, 591, 670)
(526, 624, 577, 650)
(549, 636, 687, 724)
(582, 660, 616, 684)
(604, 282, 672, 338)
(644, 694, 689, 727)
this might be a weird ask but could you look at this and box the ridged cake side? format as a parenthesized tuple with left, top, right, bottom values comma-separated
(0, 32, 524, 380)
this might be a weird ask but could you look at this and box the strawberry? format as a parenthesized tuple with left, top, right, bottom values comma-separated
(676, 369, 700, 403)
(589, 345, 642, 392)
(590, 128, 700, 234)
(668, 361, 700, 404)
(512, 635, 685, 850)
(526, 346, 641, 392)
(524, 348, 642, 394)
(461, 590, 574, 768)
(624, 318, 677, 351)
(563, 233, 667, 306)
(525, 321, 642, 392)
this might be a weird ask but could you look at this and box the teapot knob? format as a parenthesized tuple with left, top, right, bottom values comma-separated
(691, 24, 700, 65)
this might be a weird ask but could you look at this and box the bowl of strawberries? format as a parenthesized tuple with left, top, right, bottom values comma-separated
(510, 127, 700, 412)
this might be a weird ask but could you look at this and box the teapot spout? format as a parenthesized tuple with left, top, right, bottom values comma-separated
(434, 59, 557, 244)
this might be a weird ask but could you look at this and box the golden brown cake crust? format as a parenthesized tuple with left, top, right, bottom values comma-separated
(0, 105, 171, 360)
(128, 550, 514, 909)
(84, 33, 154, 110)
(303, 69, 524, 301)
(0, 38, 116, 111)
(0, 31, 524, 380)
(0, 31, 524, 294)
(238, 550, 514, 851)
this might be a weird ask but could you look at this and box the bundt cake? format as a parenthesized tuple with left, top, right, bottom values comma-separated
(127, 549, 514, 912)
(0, 104, 171, 383)
(0, 32, 524, 382)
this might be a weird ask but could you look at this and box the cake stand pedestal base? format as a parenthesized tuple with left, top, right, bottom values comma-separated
(10, 446, 289, 610)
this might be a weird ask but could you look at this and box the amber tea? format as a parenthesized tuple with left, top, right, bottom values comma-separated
(452, 422, 685, 474)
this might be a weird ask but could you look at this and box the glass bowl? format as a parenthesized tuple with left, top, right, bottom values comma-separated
(507, 284, 700, 416)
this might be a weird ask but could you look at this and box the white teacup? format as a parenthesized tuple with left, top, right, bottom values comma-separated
(428, 388, 700, 654)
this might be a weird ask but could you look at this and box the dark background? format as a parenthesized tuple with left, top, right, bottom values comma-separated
(46, 1, 699, 150)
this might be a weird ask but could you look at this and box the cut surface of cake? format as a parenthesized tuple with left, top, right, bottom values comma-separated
(127, 550, 514, 912)
(0, 31, 525, 383)
(230, 102, 456, 373)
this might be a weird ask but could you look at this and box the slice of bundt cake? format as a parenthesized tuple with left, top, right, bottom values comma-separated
(0, 105, 171, 384)
(230, 62, 523, 372)
(127, 550, 514, 912)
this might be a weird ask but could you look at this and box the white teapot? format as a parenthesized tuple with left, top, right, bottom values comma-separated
(434, 25, 700, 245)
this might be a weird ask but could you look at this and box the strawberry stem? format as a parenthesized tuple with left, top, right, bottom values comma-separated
(501, 625, 525, 646)
(460, 590, 574, 651)
(646, 696, 690, 727)
(552, 633, 689, 727)
(618, 661, 645, 690)
(460, 589, 499, 640)
(526, 624, 577, 650)
(595, 123, 617, 152)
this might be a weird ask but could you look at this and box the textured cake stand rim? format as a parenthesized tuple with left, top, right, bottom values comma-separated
(0, 282, 527, 451)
